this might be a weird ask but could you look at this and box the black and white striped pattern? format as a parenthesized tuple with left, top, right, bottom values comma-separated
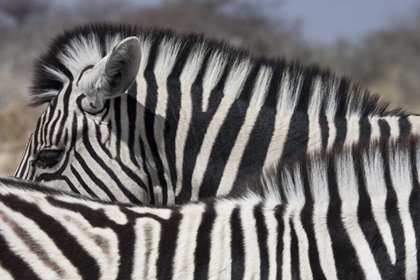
(14, 23, 420, 206)
(5, 136, 420, 279)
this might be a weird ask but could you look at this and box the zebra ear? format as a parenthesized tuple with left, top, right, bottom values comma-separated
(81, 37, 141, 114)
(104, 37, 141, 95)
(105, 37, 141, 96)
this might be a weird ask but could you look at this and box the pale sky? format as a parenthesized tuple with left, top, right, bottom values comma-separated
(282, 0, 418, 43)
(24, 0, 420, 44)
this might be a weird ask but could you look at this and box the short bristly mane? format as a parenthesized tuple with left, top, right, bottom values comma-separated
(243, 135, 420, 205)
(30, 23, 401, 117)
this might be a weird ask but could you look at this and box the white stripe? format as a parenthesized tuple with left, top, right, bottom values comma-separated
(281, 208, 292, 280)
(0, 202, 81, 280)
(310, 159, 338, 280)
(262, 111, 293, 169)
(173, 204, 205, 279)
(128, 207, 172, 220)
(369, 116, 381, 140)
(336, 153, 382, 280)
(283, 168, 313, 279)
(363, 148, 396, 264)
(408, 115, 420, 136)
(77, 129, 150, 203)
(324, 79, 338, 116)
(277, 70, 301, 111)
(72, 161, 113, 199)
(136, 52, 164, 204)
(202, 51, 227, 112)
(241, 202, 261, 280)
(153, 39, 182, 205)
(216, 66, 271, 196)
(0, 209, 57, 279)
(344, 116, 360, 146)
(389, 147, 417, 279)
(326, 116, 337, 150)
(0, 265, 13, 280)
(132, 219, 161, 280)
(307, 114, 322, 151)
(175, 46, 206, 196)
(191, 60, 251, 200)
(308, 77, 323, 116)
(264, 204, 279, 280)
(386, 117, 400, 139)
(37, 200, 120, 280)
(208, 200, 236, 279)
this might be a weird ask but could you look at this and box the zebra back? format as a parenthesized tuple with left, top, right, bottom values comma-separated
(4, 135, 420, 279)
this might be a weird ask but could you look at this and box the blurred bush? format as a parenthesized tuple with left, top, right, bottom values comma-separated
(0, 0, 419, 174)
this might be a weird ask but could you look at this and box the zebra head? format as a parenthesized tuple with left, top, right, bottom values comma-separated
(14, 31, 150, 205)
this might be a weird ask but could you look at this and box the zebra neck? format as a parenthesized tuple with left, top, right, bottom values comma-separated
(134, 67, 420, 204)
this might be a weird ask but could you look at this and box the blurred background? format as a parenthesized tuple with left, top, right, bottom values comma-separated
(0, 0, 420, 174)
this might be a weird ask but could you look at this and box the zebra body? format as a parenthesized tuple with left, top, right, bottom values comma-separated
(4, 136, 420, 279)
(15, 23, 420, 206)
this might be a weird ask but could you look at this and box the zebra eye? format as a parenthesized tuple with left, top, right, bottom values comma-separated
(33, 149, 63, 169)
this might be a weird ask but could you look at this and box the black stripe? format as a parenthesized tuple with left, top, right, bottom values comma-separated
(295, 69, 316, 112)
(319, 114, 329, 154)
(70, 165, 100, 199)
(127, 81, 141, 168)
(164, 40, 194, 191)
(281, 111, 309, 162)
(81, 116, 141, 204)
(143, 35, 169, 205)
(359, 116, 371, 142)
(327, 160, 365, 279)
(47, 197, 138, 280)
(399, 115, 412, 137)
(381, 146, 406, 277)
(198, 64, 260, 198)
(300, 162, 326, 279)
(113, 98, 122, 159)
(176, 49, 211, 204)
(140, 138, 155, 205)
(156, 210, 182, 280)
(74, 152, 116, 200)
(378, 119, 391, 138)
(230, 207, 245, 279)
(0, 233, 40, 279)
(61, 175, 81, 194)
(290, 221, 300, 280)
(275, 205, 284, 279)
(93, 123, 149, 200)
(335, 79, 350, 118)
(333, 117, 347, 150)
(254, 205, 270, 280)
(229, 65, 285, 196)
(48, 110, 61, 147)
(55, 82, 72, 145)
(408, 139, 420, 278)
(2, 194, 100, 278)
(354, 149, 393, 278)
(76, 65, 94, 86)
(194, 201, 216, 279)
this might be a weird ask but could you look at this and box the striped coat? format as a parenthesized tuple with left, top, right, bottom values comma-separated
(4, 136, 420, 279)
(15, 23, 420, 206)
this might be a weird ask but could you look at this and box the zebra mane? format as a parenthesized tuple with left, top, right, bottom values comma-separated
(248, 135, 420, 206)
(30, 23, 403, 117)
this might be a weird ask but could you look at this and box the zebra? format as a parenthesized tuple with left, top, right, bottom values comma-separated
(3, 135, 420, 279)
(14, 23, 420, 206)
